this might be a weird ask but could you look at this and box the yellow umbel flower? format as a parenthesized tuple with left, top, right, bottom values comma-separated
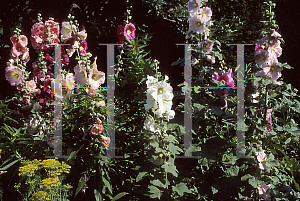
(29, 191, 50, 201)
(40, 177, 61, 189)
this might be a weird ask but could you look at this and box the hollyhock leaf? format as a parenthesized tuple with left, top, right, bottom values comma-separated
(212, 105, 223, 116)
(136, 171, 148, 182)
(162, 157, 178, 177)
(148, 185, 162, 199)
(168, 143, 183, 155)
(172, 183, 192, 196)
(111, 192, 129, 201)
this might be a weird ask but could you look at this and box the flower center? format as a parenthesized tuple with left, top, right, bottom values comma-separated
(201, 11, 207, 18)
(269, 65, 276, 72)
(127, 30, 131, 35)
(193, 3, 198, 8)
(197, 21, 202, 27)
(14, 73, 20, 79)
(158, 87, 164, 94)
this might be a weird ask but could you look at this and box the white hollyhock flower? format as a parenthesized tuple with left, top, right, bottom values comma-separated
(156, 92, 174, 117)
(150, 80, 173, 102)
(146, 75, 157, 89)
(144, 93, 158, 111)
(144, 116, 160, 133)
(165, 110, 175, 121)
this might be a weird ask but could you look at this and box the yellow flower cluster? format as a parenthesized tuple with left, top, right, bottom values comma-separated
(18, 160, 40, 177)
(40, 159, 71, 177)
(29, 191, 50, 201)
(40, 176, 61, 189)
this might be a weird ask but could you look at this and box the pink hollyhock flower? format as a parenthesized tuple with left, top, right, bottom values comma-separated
(271, 29, 281, 37)
(88, 57, 105, 89)
(18, 35, 28, 47)
(255, 49, 271, 67)
(65, 73, 75, 90)
(74, 64, 87, 86)
(87, 88, 97, 95)
(11, 42, 27, 57)
(26, 80, 39, 94)
(212, 68, 235, 87)
(188, 0, 202, 13)
(198, 40, 214, 54)
(204, 28, 210, 39)
(90, 119, 104, 135)
(206, 55, 215, 63)
(124, 23, 136, 41)
(10, 34, 19, 46)
(255, 151, 268, 170)
(199, 7, 212, 23)
(261, 58, 282, 81)
(45, 20, 60, 39)
(117, 25, 126, 41)
(189, 13, 208, 34)
(268, 40, 282, 59)
(21, 49, 30, 62)
(101, 136, 110, 149)
(79, 41, 88, 55)
(78, 27, 87, 41)
(257, 184, 271, 201)
(5, 67, 23, 86)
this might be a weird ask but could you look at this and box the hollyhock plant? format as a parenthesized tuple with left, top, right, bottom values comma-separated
(256, 58, 282, 81)
(5, 67, 24, 86)
(61, 21, 74, 42)
(199, 7, 212, 23)
(189, 13, 208, 34)
(188, 0, 202, 13)
(90, 119, 104, 135)
(124, 23, 136, 41)
(255, 151, 268, 170)
(74, 64, 87, 86)
(257, 184, 271, 201)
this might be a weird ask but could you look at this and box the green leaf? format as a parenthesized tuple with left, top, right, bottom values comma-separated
(102, 176, 112, 194)
(168, 143, 183, 155)
(149, 185, 162, 199)
(94, 189, 102, 201)
(136, 171, 148, 182)
(0, 159, 20, 171)
(172, 182, 192, 196)
(212, 105, 223, 116)
(75, 176, 90, 197)
(67, 145, 83, 161)
(151, 179, 166, 188)
(161, 157, 178, 177)
(112, 192, 129, 201)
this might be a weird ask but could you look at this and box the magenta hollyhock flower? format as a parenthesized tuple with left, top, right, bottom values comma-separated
(117, 25, 126, 41)
(5, 67, 23, 86)
(212, 68, 235, 87)
(188, 0, 202, 13)
(79, 41, 88, 55)
(257, 184, 271, 201)
(74, 64, 87, 86)
(199, 7, 212, 23)
(189, 13, 208, 34)
(124, 23, 136, 41)
(90, 119, 104, 135)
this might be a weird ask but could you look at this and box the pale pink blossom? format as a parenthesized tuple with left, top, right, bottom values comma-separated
(199, 7, 212, 23)
(26, 80, 38, 93)
(262, 58, 282, 81)
(255, 49, 270, 67)
(255, 151, 268, 170)
(268, 40, 282, 59)
(90, 119, 104, 135)
(78, 28, 87, 41)
(271, 29, 281, 37)
(65, 73, 75, 90)
(257, 184, 271, 201)
(198, 40, 214, 54)
(212, 68, 235, 87)
(189, 13, 208, 34)
(101, 136, 110, 149)
(89, 58, 105, 89)
(74, 64, 87, 86)
(5, 67, 23, 86)
(188, 0, 202, 13)
(124, 23, 136, 41)
(21, 49, 30, 62)
(206, 55, 215, 63)
(45, 20, 60, 39)
(61, 21, 75, 42)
